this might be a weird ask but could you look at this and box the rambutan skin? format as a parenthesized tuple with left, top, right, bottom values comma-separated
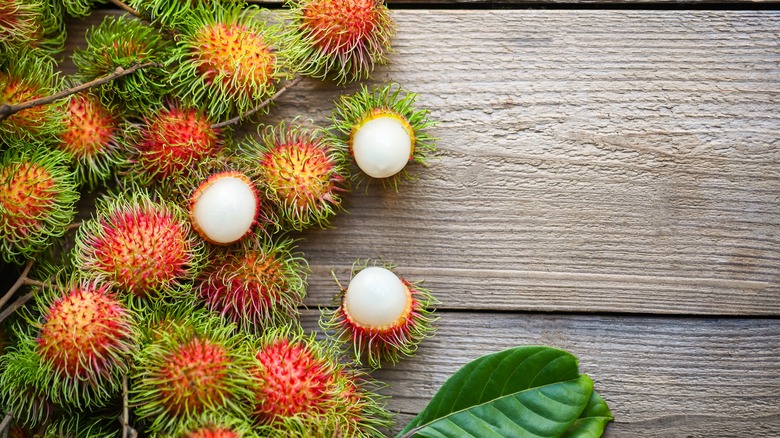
(0, 147, 78, 264)
(73, 192, 203, 299)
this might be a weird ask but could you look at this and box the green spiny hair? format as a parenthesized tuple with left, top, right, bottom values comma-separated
(60, 0, 101, 18)
(194, 234, 308, 333)
(0, 0, 65, 58)
(170, 413, 259, 438)
(0, 49, 64, 144)
(321, 258, 439, 369)
(57, 89, 128, 190)
(329, 82, 437, 189)
(42, 411, 122, 438)
(0, 334, 58, 429)
(240, 121, 350, 231)
(0, 146, 79, 265)
(72, 15, 175, 115)
(127, 0, 247, 29)
(72, 189, 205, 302)
(249, 325, 392, 437)
(169, 4, 290, 121)
(280, 0, 395, 84)
(130, 309, 257, 435)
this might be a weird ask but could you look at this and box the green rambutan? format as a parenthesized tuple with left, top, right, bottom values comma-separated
(72, 15, 174, 114)
(74, 191, 203, 300)
(127, 0, 246, 29)
(0, 345, 57, 429)
(322, 259, 438, 368)
(250, 326, 391, 437)
(240, 121, 349, 231)
(127, 103, 223, 185)
(131, 315, 256, 434)
(282, 0, 395, 84)
(170, 4, 288, 120)
(60, 0, 99, 18)
(330, 83, 436, 188)
(0, 147, 78, 265)
(194, 235, 307, 332)
(58, 91, 125, 189)
(0, 0, 64, 57)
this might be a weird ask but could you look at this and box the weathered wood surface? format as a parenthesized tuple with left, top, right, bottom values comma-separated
(62, 9, 780, 438)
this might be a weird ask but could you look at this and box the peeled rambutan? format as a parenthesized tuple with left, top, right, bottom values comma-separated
(188, 170, 265, 245)
(0, 147, 78, 265)
(74, 191, 203, 299)
(195, 235, 307, 332)
(170, 4, 287, 121)
(322, 260, 439, 368)
(131, 317, 256, 434)
(128, 104, 223, 185)
(330, 83, 436, 188)
(282, 0, 395, 83)
(250, 327, 391, 437)
(241, 121, 349, 231)
(58, 91, 124, 189)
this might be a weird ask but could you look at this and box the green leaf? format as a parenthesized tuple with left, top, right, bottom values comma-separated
(563, 391, 614, 438)
(398, 346, 594, 438)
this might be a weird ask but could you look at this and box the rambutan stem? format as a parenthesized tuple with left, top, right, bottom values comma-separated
(211, 75, 303, 129)
(106, 0, 144, 19)
(0, 413, 12, 435)
(0, 292, 32, 323)
(67, 221, 84, 230)
(0, 62, 162, 122)
(0, 259, 34, 311)
(121, 374, 138, 438)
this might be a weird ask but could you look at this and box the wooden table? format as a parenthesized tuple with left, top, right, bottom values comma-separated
(66, 6, 780, 436)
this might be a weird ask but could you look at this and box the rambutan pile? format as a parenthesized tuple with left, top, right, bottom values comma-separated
(0, 0, 438, 436)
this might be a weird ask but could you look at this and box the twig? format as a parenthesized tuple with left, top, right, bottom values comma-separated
(121, 374, 137, 438)
(0, 259, 33, 310)
(0, 293, 33, 324)
(0, 413, 12, 438)
(211, 75, 303, 129)
(0, 62, 161, 122)
(67, 221, 84, 231)
(106, 0, 144, 19)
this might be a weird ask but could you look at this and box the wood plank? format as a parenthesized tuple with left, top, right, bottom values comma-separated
(61, 11, 780, 316)
(300, 310, 780, 436)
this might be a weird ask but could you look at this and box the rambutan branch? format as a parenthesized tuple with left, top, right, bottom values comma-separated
(0, 413, 12, 435)
(121, 374, 138, 438)
(0, 62, 162, 122)
(106, 0, 144, 20)
(0, 293, 32, 324)
(211, 76, 304, 129)
(0, 259, 34, 310)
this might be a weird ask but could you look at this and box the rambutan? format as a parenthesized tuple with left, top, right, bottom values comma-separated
(170, 4, 287, 121)
(175, 414, 257, 438)
(74, 191, 203, 299)
(188, 170, 265, 245)
(322, 260, 439, 368)
(250, 327, 391, 437)
(127, 103, 223, 185)
(0, 147, 78, 265)
(131, 316, 256, 434)
(0, 337, 57, 428)
(58, 91, 124, 189)
(241, 121, 349, 231)
(72, 15, 174, 114)
(195, 235, 307, 332)
(330, 83, 436, 188)
(0, 0, 64, 57)
(127, 0, 246, 29)
(282, 0, 395, 84)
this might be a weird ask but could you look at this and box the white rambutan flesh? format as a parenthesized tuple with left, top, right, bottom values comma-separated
(345, 266, 410, 328)
(191, 176, 257, 245)
(352, 116, 412, 179)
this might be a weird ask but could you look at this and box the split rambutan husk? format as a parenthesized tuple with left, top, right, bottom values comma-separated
(124, 102, 225, 187)
(57, 90, 126, 190)
(194, 234, 308, 333)
(73, 190, 204, 301)
(249, 326, 392, 437)
(0, 0, 65, 58)
(322, 259, 439, 368)
(0, 50, 64, 144)
(329, 82, 436, 189)
(281, 0, 395, 84)
(169, 4, 289, 121)
(240, 121, 350, 231)
(0, 146, 79, 265)
(130, 311, 257, 435)
(72, 15, 174, 115)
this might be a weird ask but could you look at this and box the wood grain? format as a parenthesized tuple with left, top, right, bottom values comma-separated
(300, 310, 780, 436)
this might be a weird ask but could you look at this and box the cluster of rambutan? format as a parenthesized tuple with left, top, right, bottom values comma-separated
(1, 0, 439, 435)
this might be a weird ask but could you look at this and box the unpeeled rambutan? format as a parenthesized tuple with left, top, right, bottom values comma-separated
(127, 103, 223, 185)
(0, 346, 56, 429)
(250, 326, 391, 437)
(0, 147, 78, 264)
(241, 121, 349, 231)
(322, 259, 439, 368)
(282, 0, 395, 84)
(74, 191, 203, 299)
(58, 91, 125, 189)
(0, 0, 64, 57)
(195, 235, 307, 332)
(131, 315, 256, 434)
(170, 4, 288, 121)
(330, 83, 436, 188)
